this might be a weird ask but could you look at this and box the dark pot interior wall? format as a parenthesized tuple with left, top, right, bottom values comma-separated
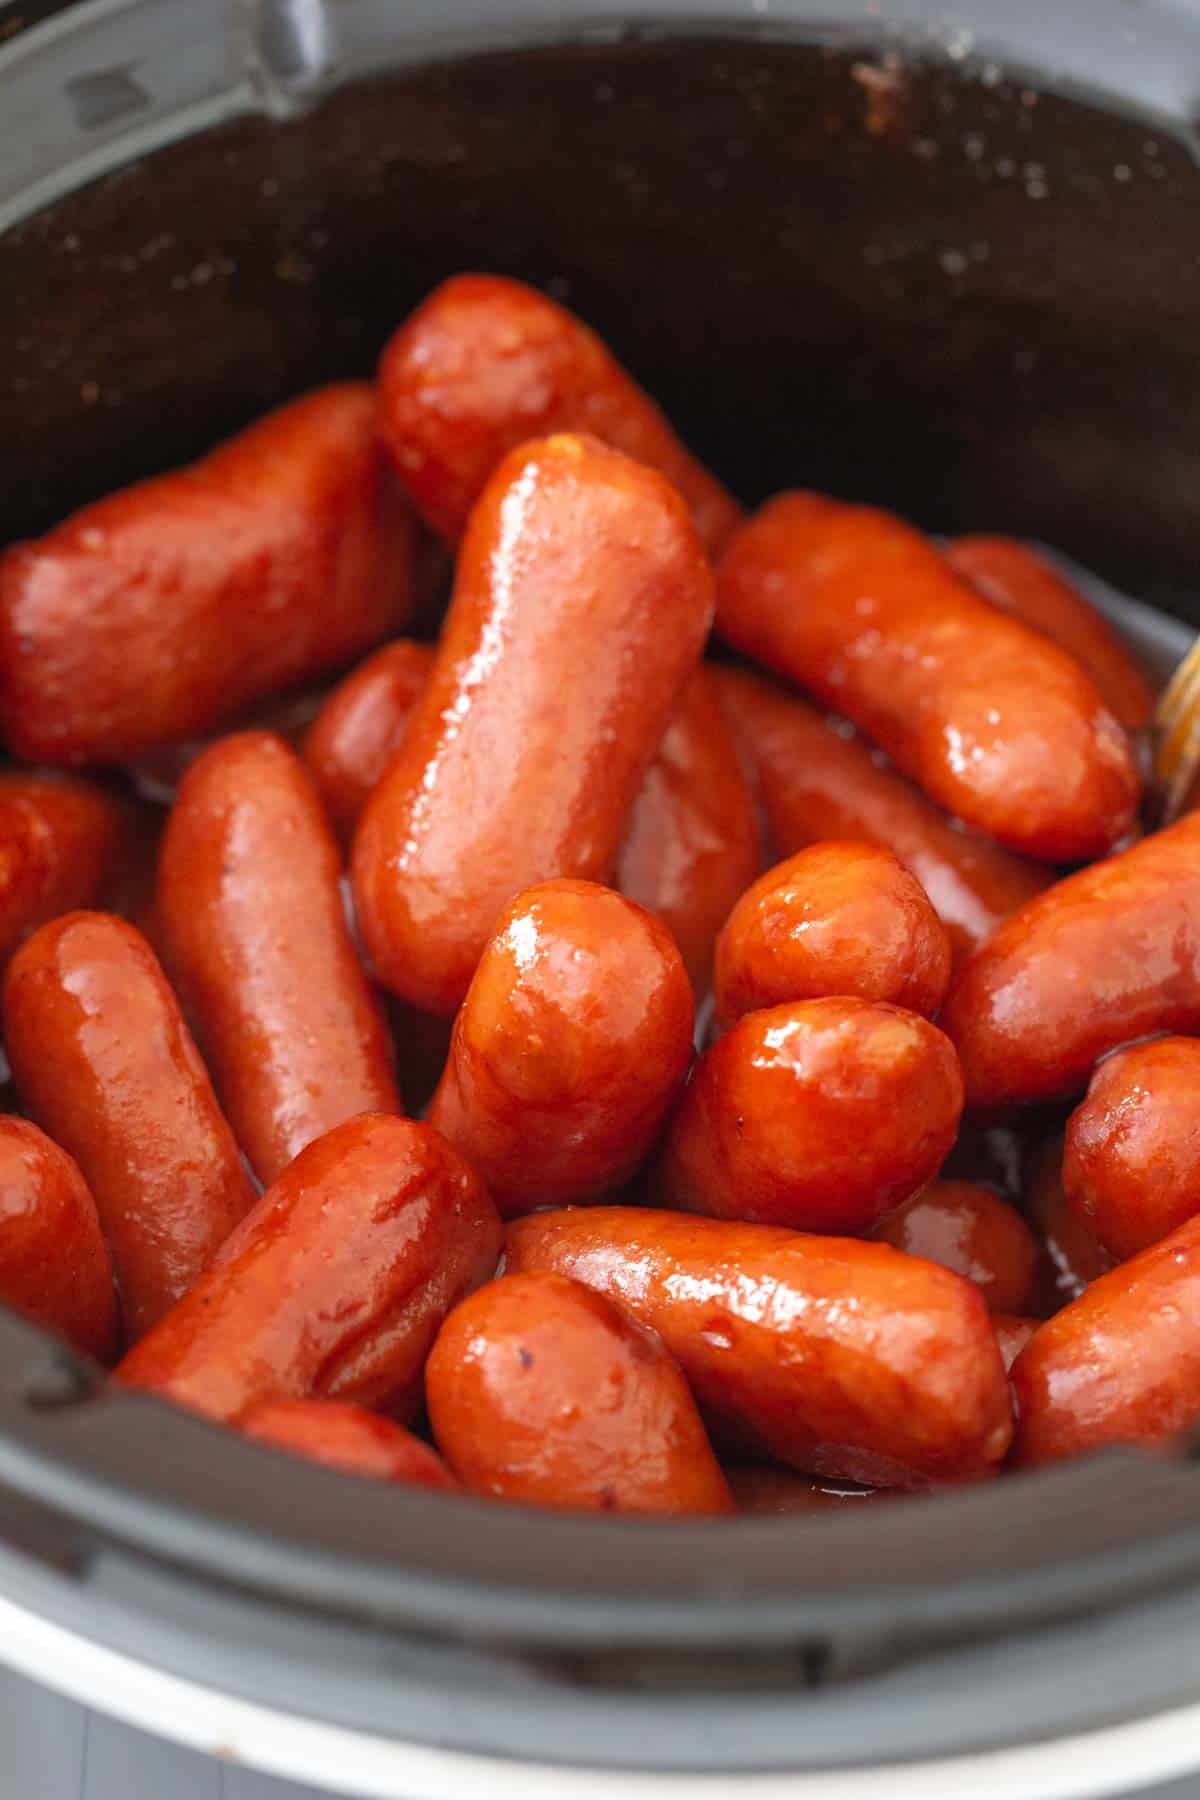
(2, 35, 1199, 609)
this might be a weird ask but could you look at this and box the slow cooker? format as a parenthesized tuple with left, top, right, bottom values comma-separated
(3, 2, 1200, 1795)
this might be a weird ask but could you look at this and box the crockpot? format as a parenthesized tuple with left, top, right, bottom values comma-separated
(3, 3, 1200, 1795)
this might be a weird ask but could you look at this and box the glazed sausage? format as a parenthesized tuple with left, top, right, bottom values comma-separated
(4, 913, 254, 1339)
(0, 385, 415, 764)
(947, 536, 1155, 731)
(378, 273, 741, 553)
(1012, 1209, 1200, 1466)
(302, 640, 436, 840)
(873, 1180, 1041, 1315)
(714, 667, 1048, 961)
(616, 666, 761, 993)
(0, 1117, 118, 1362)
(942, 813, 1200, 1108)
(1063, 1038, 1200, 1261)
(658, 998, 962, 1235)
(992, 1314, 1038, 1374)
(1026, 1136, 1114, 1304)
(117, 1115, 501, 1422)
(0, 773, 126, 963)
(725, 1467, 883, 1512)
(506, 1208, 1012, 1487)
(428, 880, 693, 1217)
(240, 1399, 457, 1489)
(312, 649, 759, 992)
(426, 1271, 732, 1514)
(157, 732, 400, 1185)
(716, 493, 1139, 860)
(352, 434, 714, 1014)
(713, 842, 950, 1029)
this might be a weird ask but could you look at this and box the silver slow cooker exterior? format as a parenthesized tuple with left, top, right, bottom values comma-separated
(3, 3, 1200, 1794)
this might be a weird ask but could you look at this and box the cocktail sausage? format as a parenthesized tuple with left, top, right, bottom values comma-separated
(717, 493, 1139, 859)
(353, 433, 713, 1013)
(507, 1207, 1012, 1487)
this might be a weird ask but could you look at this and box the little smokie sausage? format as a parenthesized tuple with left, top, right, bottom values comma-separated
(506, 1208, 1012, 1487)
(873, 1180, 1041, 1315)
(240, 1399, 457, 1489)
(716, 493, 1139, 861)
(1026, 1136, 1114, 1305)
(117, 1115, 501, 1422)
(352, 434, 714, 1015)
(426, 1271, 732, 1514)
(4, 913, 254, 1339)
(0, 385, 415, 764)
(942, 813, 1200, 1109)
(713, 842, 950, 1029)
(0, 773, 126, 963)
(157, 732, 400, 1186)
(714, 667, 1047, 962)
(0, 1117, 118, 1362)
(946, 536, 1155, 731)
(658, 998, 962, 1235)
(377, 273, 741, 553)
(1063, 1038, 1200, 1262)
(1012, 1210, 1200, 1466)
(311, 646, 758, 992)
(303, 640, 436, 841)
(615, 666, 761, 993)
(428, 880, 693, 1218)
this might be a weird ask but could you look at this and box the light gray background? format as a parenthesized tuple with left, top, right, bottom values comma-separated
(0, 1662, 324, 1800)
(0, 1660, 1197, 1800)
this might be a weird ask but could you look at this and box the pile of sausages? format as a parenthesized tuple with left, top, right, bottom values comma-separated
(0, 272, 1190, 1516)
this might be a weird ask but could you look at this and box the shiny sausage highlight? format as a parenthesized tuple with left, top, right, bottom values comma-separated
(873, 1180, 1041, 1315)
(942, 814, 1200, 1108)
(947, 536, 1155, 730)
(4, 913, 254, 1339)
(1063, 1038, 1200, 1261)
(658, 998, 962, 1235)
(714, 667, 1047, 961)
(714, 841, 950, 1029)
(378, 273, 741, 552)
(157, 731, 400, 1185)
(352, 433, 714, 1014)
(428, 880, 693, 1218)
(426, 1271, 732, 1514)
(507, 1207, 1012, 1487)
(716, 493, 1139, 860)
(0, 1117, 119, 1362)
(0, 385, 415, 763)
(117, 1115, 501, 1422)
